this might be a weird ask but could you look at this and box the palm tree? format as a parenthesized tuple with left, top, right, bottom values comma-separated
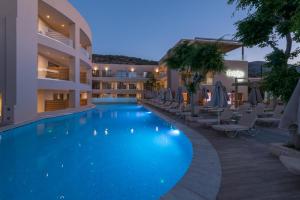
(163, 40, 225, 116)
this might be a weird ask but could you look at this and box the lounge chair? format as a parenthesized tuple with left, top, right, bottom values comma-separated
(197, 108, 233, 127)
(175, 104, 191, 115)
(254, 103, 266, 116)
(177, 106, 202, 118)
(259, 104, 284, 118)
(212, 111, 257, 138)
(168, 104, 185, 114)
(280, 156, 300, 175)
(158, 101, 173, 109)
(238, 103, 251, 112)
(161, 102, 178, 110)
(256, 108, 282, 127)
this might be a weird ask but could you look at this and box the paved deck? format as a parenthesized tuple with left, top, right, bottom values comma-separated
(147, 104, 300, 200)
(196, 127, 300, 200)
(144, 105, 222, 200)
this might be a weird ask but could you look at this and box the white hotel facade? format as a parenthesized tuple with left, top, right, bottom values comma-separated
(0, 0, 93, 126)
(0, 1, 250, 127)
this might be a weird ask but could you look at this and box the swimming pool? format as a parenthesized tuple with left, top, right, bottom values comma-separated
(0, 104, 193, 200)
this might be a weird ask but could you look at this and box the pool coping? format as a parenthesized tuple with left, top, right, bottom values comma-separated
(143, 104, 222, 200)
(0, 105, 95, 133)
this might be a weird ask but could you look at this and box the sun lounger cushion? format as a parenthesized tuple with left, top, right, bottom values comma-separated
(212, 124, 250, 132)
(256, 118, 281, 123)
(197, 118, 218, 126)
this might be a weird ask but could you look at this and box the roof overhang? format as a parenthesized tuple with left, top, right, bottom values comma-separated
(160, 37, 243, 64)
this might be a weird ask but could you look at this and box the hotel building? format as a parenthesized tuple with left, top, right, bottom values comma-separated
(0, 0, 93, 126)
(92, 55, 166, 100)
(164, 38, 249, 105)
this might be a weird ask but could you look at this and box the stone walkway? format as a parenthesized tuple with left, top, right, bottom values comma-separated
(148, 105, 300, 200)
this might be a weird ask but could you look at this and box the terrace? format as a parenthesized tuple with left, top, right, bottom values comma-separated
(38, 45, 75, 82)
(38, 1, 75, 48)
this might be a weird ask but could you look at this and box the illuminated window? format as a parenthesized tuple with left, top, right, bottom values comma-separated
(205, 72, 214, 85)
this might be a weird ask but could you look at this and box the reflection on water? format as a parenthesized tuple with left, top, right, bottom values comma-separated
(0, 104, 192, 200)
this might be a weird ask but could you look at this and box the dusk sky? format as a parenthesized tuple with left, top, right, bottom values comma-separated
(69, 0, 274, 62)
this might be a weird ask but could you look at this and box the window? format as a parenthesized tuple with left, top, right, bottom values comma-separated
(92, 81, 100, 89)
(129, 83, 137, 90)
(102, 70, 112, 77)
(128, 72, 137, 78)
(102, 82, 112, 89)
(129, 94, 137, 98)
(92, 70, 100, 77)
(117, 82, 127, 90)
(204, 72, 214, 85)
(116, 70, 127, 77)
(53, 93, 63, 101)
(117, 94, 127, 98)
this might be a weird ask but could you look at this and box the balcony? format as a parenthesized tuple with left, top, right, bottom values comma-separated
(38, 52, 74, 82)
(80, 29, 92, 60)
(92, 72, 149, 82)
(81, 47, 91, 60)
(38, 1, 74, 48)
(80, 64, 91, 85)
(38, 27, 73, 48)
(39, 67, 70, 81)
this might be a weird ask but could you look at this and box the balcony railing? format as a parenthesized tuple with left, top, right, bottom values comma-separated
(38, 67, 71, 81)
(93, 74, 149, 79)
(38, 27, 73, 48)
(81, 47, 91, 60)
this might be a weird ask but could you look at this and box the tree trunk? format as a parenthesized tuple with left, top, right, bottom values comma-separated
(190, 92, 196, 117)
(285, 32, 292, 56)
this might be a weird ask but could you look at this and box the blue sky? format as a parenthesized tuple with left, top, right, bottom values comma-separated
(69, 0, 274, 61)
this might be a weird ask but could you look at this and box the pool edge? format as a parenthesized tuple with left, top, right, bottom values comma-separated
(142, 103, 222, 200)
(0, 105, 96, 133)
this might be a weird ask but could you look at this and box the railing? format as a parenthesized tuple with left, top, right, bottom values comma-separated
(38, 67, 71, 81)
(38, 27, 73, 48)
(81, 47, 91, 60)
(93, 74, 149, 79)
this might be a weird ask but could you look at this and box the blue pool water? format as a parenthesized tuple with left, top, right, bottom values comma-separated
(0, 104, 193, 200)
